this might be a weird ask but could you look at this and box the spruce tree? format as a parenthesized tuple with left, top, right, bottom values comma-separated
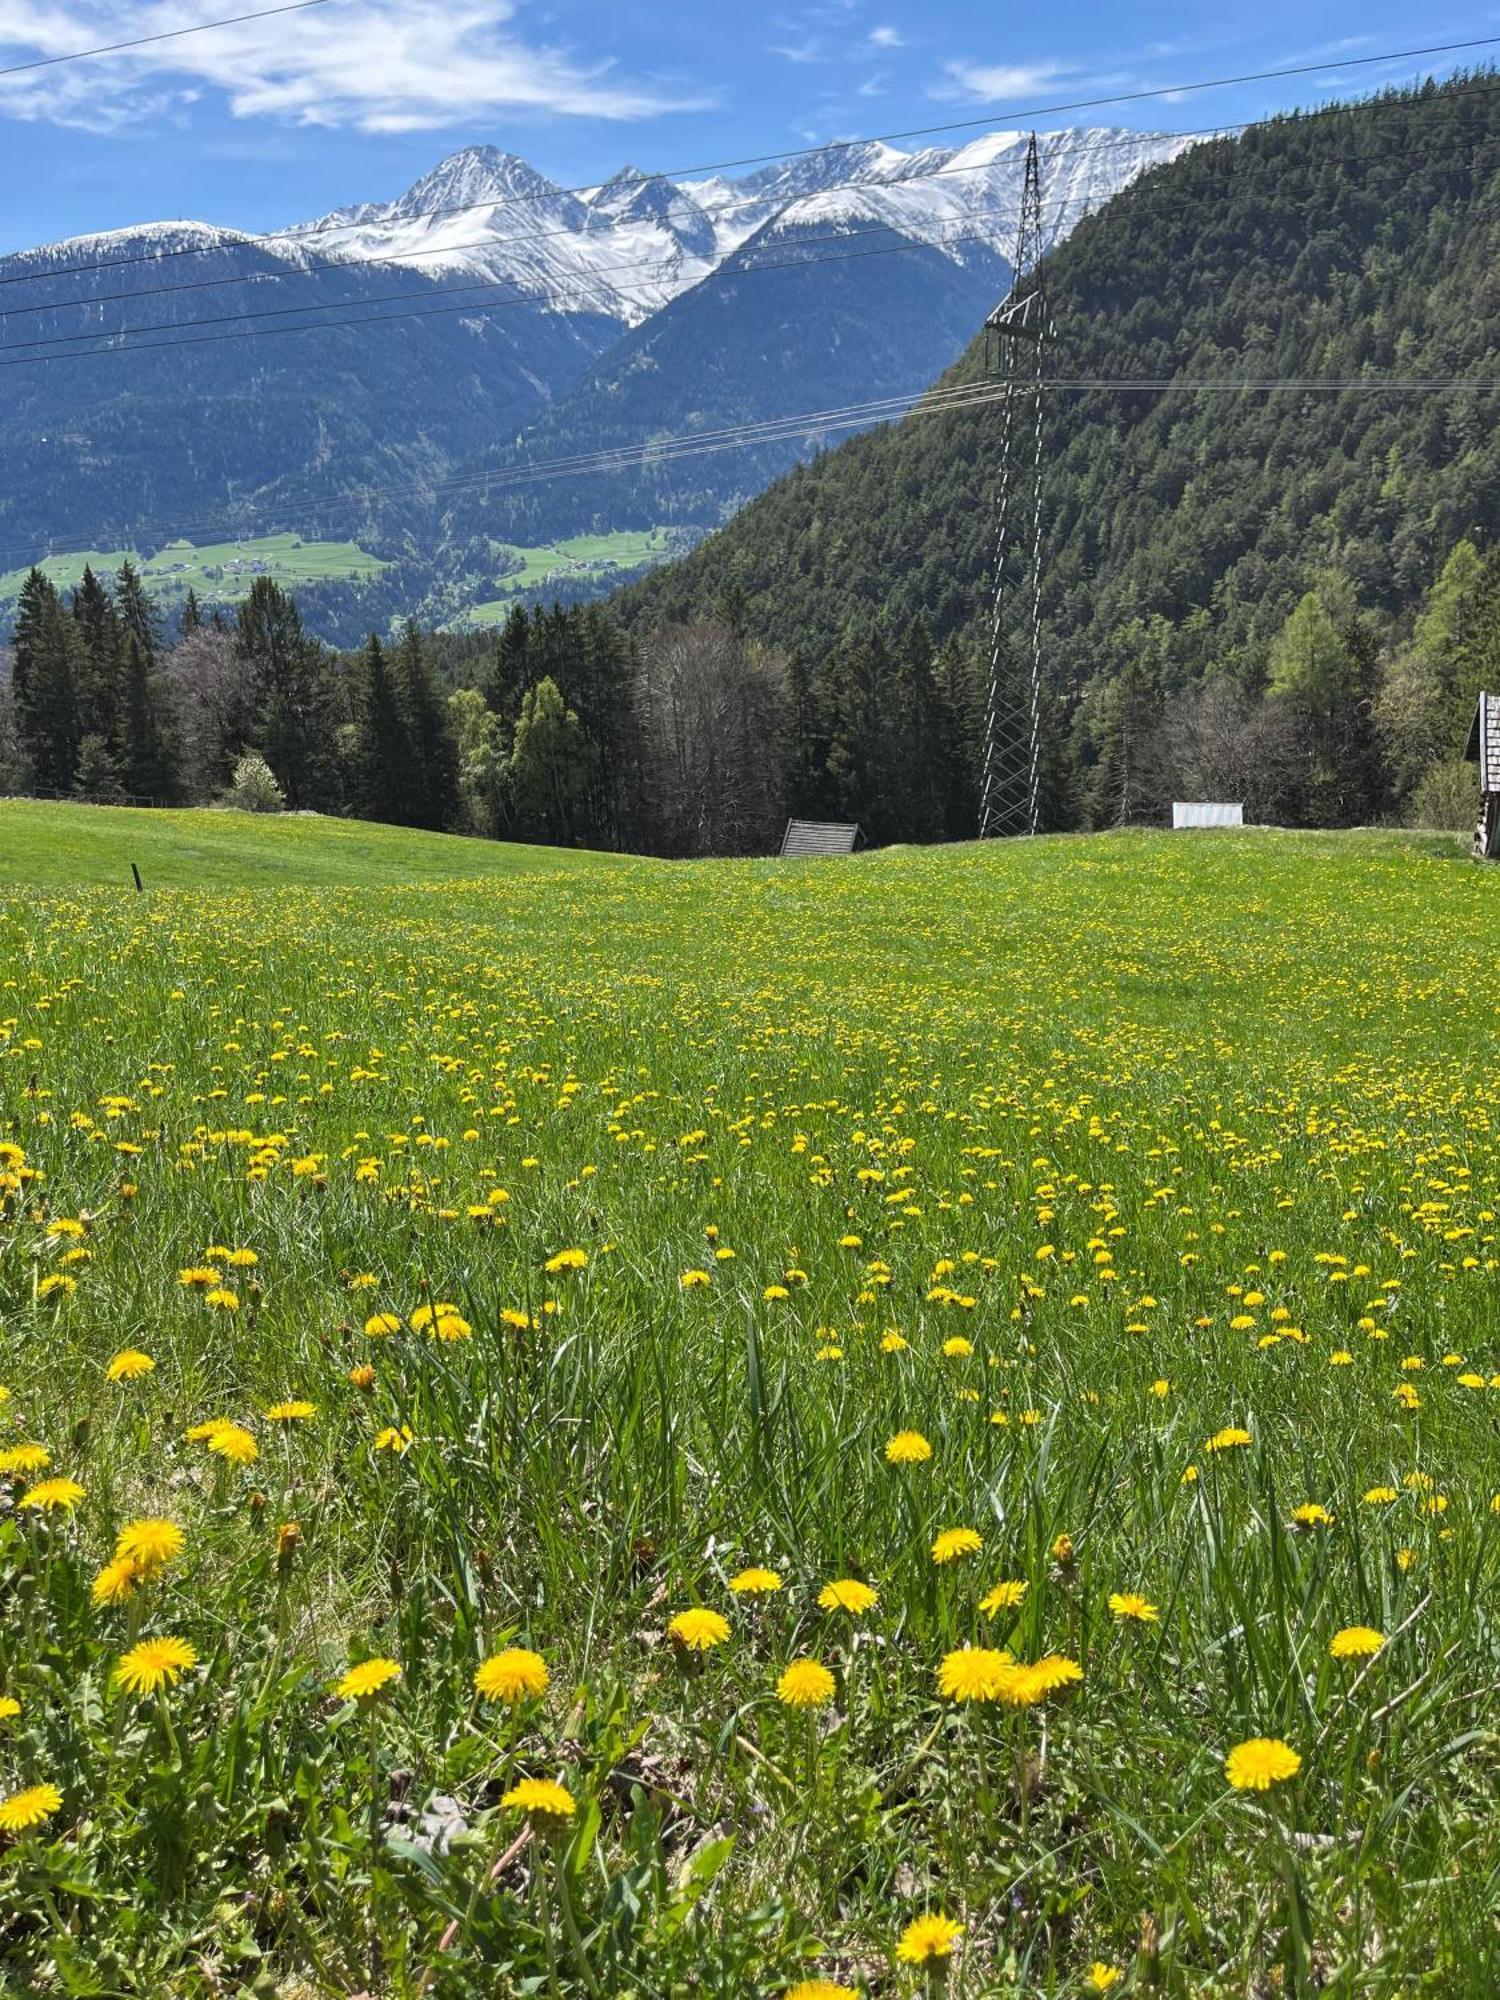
(118, 631, 182, 804)
(114, 561, 162, 667)
(235, 577, 338, 810)
(71, 566, 124, 756)
(180, 589, 204, 638)
(508, 677, 588, 844)
(349, 634, 407, 822)
(393, 622, 459, 830)
(13, 572, 84, 794)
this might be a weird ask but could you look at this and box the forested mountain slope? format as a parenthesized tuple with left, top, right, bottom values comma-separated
(624, 77, 1500, 702)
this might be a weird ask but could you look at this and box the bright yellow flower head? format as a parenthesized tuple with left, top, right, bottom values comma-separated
(786, 1981, 856, 2000)
(896, 1912, 962, 1965)
(1205, 1426, 1253, 1454)
(264, 1400, 317, 1421)
(979, 1579, 1028, 1617)
(667, 1608, 730, 1652)
(114, 1518, 184, 1573)
(885, 1430, 932, 1464)
(0, 1783, 62, 1834)
(0, 1695, 21, 1722)
(544, 1248, 588, 1273)
(205, 1423, 258, 1465)
(776, 1658, 836, 1709)
(0, 1445, 51, 1476)
(474, 1648, 549, 1704)
(334, 1657, 402, 1703)
(937, 1645, 1015, 1702)
(18, 1476, 85, 1513)
(1224, 1737, 1301, 1791)
(727, 1566, 783, 1595)
(115, 1636, 198, 1696)
(502, 1777, 576, 1826)
(106, 1349, 155, 1382)
(818, 1578, 878, 1615)
(1087, 1966, 1124, 1993)
(1329, 1625, 1385, 1660)
(1108, 1591, 1159, 1624)
(930, 1527, 983, 1565)
(92, 1555, 140, 1605)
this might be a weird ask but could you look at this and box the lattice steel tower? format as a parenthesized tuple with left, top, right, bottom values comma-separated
(978, 132, 1050, 840)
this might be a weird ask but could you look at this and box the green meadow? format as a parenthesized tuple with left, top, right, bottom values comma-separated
(1, 810, 1498, 1996)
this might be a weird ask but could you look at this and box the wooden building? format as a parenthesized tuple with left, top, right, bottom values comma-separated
(1465, 694, 1500, 858)
(779, 819, 863, 858)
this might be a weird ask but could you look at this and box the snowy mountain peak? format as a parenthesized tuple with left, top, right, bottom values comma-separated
(392, 145, 571, 220)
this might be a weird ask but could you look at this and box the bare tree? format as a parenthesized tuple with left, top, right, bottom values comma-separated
(637, 623, 789, 856)
(1154, 678, 1301, 824)
(162, 629, 249, 802)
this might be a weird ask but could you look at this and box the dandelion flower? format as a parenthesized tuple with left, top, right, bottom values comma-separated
(544, 1248, 588, 1274)
(1224, 1737, 1301, 1791)
(818, 1578, 878, 1615)
(334, 1657, 401, 1703)
(264, 1400, 316, 1421)
(1330, 1625, 1385, 1660)
(896, 1913, 962, 1965)
(1362, 1486, 1397, 1506)
(1108, 1591, 1159, 1624)
(885, 1430, 931, 1464)
(373, 1425, 413, 1455)
(1087, 1967, 1123, 1993)
(92, 1555, 140, 1605)
(0, 1695, 21, 1722)
(17, 1477, 85, 1513)
(114, 1518, 184, 1573)
(680, 1269, 712, 1289)
(728, 1566, 783, 1595)
(206, 1423, 258, 1466)
(776, 1658, 835, 1709)
(787, 1982, 855, 2000)
(931, 1527, 983, 1565)
(1205, 1427, 1252, 1454)
(938, 1645, 1015, 1702)
(667, 1608, 730, 1652)
(1291, 1502, 1333, 1528)
(502, 1776, 576, 1827)
(475, 1648, 549, 1704)
(0, 1445, 51, 1476)
(363, 1313, 403, 1338)
(115, 1636, 198, 1695)
(106, 1349, 155, 1382)
(979, 1579, 1028, 1617)
(0, 1783, 62, 1834)
(1018, 1654, 1084, 1700)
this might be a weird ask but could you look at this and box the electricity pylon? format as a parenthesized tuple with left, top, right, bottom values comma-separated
(978, 132, 1050, 840)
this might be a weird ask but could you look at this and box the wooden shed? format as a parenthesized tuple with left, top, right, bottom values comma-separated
(779, 819, 863, 858)
(1464, 694, 1500, 858)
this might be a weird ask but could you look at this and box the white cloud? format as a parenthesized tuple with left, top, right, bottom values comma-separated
(768, 37, 823, 63)
(868, 24, 903, 48)
(931, 58, 1071, 103)
(0, 0, 713, 133)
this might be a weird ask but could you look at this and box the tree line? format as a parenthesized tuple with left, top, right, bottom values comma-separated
(3, 537, 1497, 854)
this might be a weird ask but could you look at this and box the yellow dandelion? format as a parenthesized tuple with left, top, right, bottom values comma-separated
(264, 1400, 317, 1421)
(0, 1783, 62, 1834)
(885, 1430, 932, 1464)
(206, 1423, 258, 1465)
(17, 1477, 85, 1513)
(0, 1444, 51, 1476)
(896, 1913, 962, 1965)
(728, 1566, 783, 1595)
(0, 1695, 21, 1722)
(1329, 1625, 1385, 1660)
(92, 1555, 140, 1605)
(1108, 1591, 1159, 1624)
(937, 1645, 1015, 1702)
(931, 1527, 983, 1565)
(106, 1349, 155, 1382)
(334, 1657, 401, 1703)
(502, 1777, 576, 1826)
(475, 1648, 549, 1704)
(667, 1608, 730, 1652)
(115, 1636, 198, 1696)
(544, 1248, 588, 1274)
(818, 1578, 878, 1615)
(1224, 1737, 1301, 1791)
(979, 1579, 1028, 1617)
(1205, 1427, 1252, 1454)
(114, 1518, 184, 1573)
(363, 1313, 403, 1338)
(776, 1658, 836, 1709)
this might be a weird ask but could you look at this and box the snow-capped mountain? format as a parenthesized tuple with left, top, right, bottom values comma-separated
(291, 127, 1190, 323)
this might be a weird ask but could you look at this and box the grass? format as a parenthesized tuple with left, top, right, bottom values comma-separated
(2, 816, 1499, 1995)
(0, 533, 389, 613)
(465, 530, 676, 623)
(0, 799, 612, 890)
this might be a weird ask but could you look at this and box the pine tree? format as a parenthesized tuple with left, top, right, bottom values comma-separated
(180, 589, 204, 638)
(12, 571, 84, 794)
(235, 577, 337, 810)
(70, 566, 124, 755)
(392, 622, 459, 830)
(114, 561, 162, 667)
(485, 607, 533, 719)
(118, 631, 182, 803)
(349, 634, 408, 822)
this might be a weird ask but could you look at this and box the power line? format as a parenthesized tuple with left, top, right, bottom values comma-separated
(5, 371, 1497, 571)
(0, 199, 1053, 359)
(0, 0, 334, 77)
(4, 33, 1493, 290)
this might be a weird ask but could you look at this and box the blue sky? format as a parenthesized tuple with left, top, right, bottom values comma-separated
(0, 0, 1492, 246)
